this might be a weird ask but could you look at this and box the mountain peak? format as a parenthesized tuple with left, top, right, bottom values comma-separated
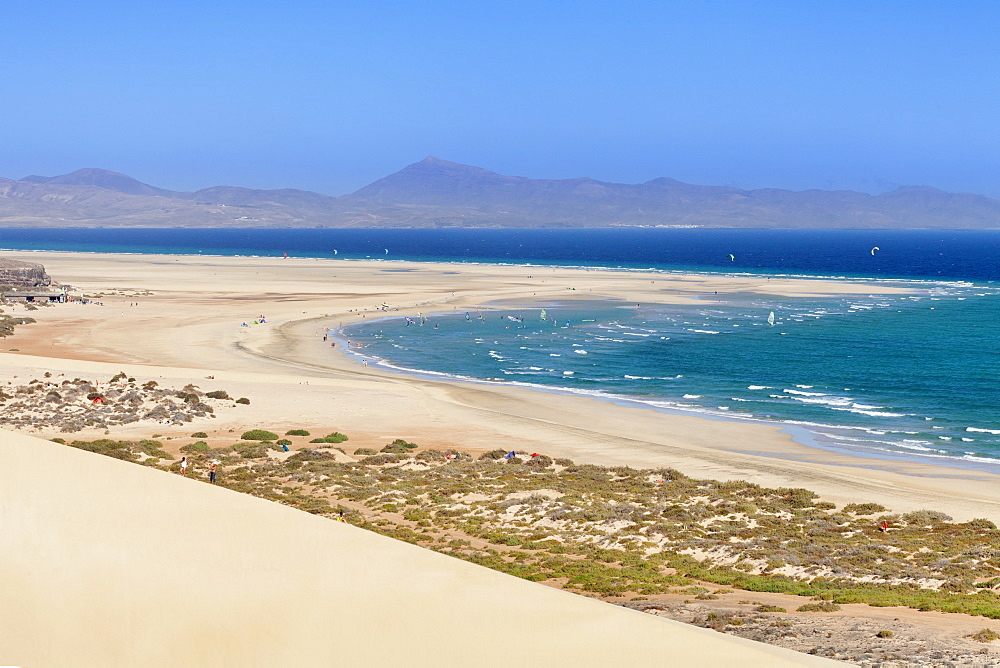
(20, 168, 174, 197)
(403, 156, 500, 176)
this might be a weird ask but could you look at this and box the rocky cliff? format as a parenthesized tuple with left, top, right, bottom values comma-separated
(0, 259, 52, 290)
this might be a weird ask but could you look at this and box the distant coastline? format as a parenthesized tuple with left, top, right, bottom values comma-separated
(4, 157, 1000, 228)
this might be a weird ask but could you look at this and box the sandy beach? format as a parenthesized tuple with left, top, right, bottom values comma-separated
(7, 250, 1000, 523)
(5, 251, 1000, 665)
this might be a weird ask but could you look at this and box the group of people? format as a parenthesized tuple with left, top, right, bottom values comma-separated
(178, 457, 218, 484)
(241, 315, 268, 327)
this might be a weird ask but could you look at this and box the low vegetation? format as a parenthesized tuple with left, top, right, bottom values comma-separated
(55, 437, 1000, 619)
(969, 628, 1000, 643)
(0, 314, 36, 337)
(241, 429, 280, 441)
(309, 432, 349, 444)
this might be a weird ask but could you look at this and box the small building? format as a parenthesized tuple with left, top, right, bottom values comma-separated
(3, 290, 66, 303)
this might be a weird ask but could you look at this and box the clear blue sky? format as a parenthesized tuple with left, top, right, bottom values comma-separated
(2, 1, 998, 196)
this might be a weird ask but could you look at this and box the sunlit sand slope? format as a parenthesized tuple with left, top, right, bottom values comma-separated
(0, 431, 840, 667)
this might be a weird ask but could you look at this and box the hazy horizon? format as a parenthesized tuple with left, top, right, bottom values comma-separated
(3, 2, 997, 197)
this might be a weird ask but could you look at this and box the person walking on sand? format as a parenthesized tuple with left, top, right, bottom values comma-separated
(180, 456, 188, 476)
(209, 461, 217, 484)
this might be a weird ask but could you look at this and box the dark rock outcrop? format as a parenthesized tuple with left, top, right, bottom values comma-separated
(0, 259, 51, 290)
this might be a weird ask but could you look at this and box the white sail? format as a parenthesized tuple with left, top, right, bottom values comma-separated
(768, 311, 775, 326)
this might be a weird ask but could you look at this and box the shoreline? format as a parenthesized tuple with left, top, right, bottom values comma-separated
(338, 337, 1000, 478)
(5, 250, 1000, 524)
(331, 294, 1000, 479)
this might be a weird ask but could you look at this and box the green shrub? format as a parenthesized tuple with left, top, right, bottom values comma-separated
(51, 437, 66, 444)
(276, 439, 292, 446)
(381, 438, 414, 453)
(756, 605, 786, 613)
(241, 429, 279, 441)
(181, 441, 210, 453)
(232, 442, 275, 458)
(190, 431, 208, 438)
(354, 448, 377, 456)
(286, 429, 310, 436)
(796, 602, 841, 613)
(66, 439, 170, 463)
(310, 432, 349, 444)
(554, 458, 574, 466)
(903, 509, 952, 525)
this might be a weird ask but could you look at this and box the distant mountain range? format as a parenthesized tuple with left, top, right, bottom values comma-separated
(1, 157, 998, 228)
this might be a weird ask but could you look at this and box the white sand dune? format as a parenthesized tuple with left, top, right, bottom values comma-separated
(0, 430, 837, 666)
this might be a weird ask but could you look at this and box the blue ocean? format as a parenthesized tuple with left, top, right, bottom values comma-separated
(5, 227, 1000, 469)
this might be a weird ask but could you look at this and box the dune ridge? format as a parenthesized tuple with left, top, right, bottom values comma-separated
(0, 430, 834, 666)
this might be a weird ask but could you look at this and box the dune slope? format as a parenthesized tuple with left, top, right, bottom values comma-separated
(0, 430, 839, 667)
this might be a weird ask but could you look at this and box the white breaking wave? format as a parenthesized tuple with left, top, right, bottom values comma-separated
(967, 427, 1000, 435)
(574, 350, 588, 354)
(831, 407, 907, 418)
(747, 385, 771, 390)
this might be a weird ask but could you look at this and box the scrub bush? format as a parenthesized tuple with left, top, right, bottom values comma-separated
(241, 429, 279, 441)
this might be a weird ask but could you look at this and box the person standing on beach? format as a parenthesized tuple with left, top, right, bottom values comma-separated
(209, 461, 217, 484)
(179, 457, 188, 476)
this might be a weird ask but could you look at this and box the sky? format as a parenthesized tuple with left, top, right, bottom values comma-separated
(2, 1, 999, 197)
